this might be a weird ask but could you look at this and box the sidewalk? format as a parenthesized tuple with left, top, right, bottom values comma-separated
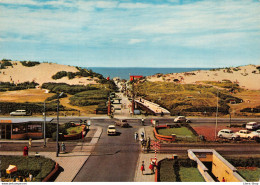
(0, 126, 103, 182)
(134, 126, 172, 182)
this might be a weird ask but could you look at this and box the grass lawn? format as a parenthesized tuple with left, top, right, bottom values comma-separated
(158, 127, 196, 138)
(0, 155, 55, 182)
(238, 168, 260, 182)
(179, 167, 205, 182)
(66, 126, 82, 135)
(159, 159, 204, 182)
(159, 159, 176, 182)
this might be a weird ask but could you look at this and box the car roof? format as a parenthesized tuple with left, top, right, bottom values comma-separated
(219, 129, 232, 131)
(239, 130, 248, 132)
(247, 122, 257, 125)
(108, 125, 115, 127)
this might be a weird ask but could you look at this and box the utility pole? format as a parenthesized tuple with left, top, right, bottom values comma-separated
(215, 89, 219, 141)
(56, 92, 63, 157)
(43, 101, 46, 147)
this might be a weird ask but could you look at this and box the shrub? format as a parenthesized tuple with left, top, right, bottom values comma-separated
(52, 71, 68, 79)
(0, 60, 13, 69)
(20, 61, 40, 67)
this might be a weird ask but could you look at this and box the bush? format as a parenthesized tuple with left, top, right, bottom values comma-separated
(0, 60, 13, 69)
(52, 71, 68, 79)
(20, 61, 40, 67)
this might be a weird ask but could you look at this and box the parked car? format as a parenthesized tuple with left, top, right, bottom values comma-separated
(217, 129, 239, 140)
(174, 116, 191, 123)
(249, 129, 260, 139)
(107, 125, 117, 135)
(235, 130, 252, 139)
(246, 122, 260, 130)
(115, 119, 130, 128)
(10, 110, 27, 116)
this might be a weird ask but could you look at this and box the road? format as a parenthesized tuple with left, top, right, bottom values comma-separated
(73, 122, 140, 182)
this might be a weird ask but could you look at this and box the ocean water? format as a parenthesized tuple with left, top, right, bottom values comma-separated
(85, 67, 212, 80)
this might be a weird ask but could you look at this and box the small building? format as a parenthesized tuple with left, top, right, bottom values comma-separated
(0, 118, 53, 140)
(130, 75, 143, 81)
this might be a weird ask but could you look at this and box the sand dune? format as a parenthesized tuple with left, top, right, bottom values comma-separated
(0, 61, 98, 86)
(147, 65, 260, 90)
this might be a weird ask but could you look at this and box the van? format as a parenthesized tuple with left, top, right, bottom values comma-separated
(246, 122, 260, 130)
(10, 110, 27, 116)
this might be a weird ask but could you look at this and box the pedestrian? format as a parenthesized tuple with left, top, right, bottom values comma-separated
(141, 118, 144, 126)
(29, 173, 33, 181)
(141, 161, 145, 175)
(134, 132, 138, 141)
(147, 137, 151, 151)
(61, 142, 66, 153)
(57, 143, 60, 155)
(23, 145, 28, 156)
(149, 161, 155, 174)
(141, 131, 144, 139)
(28, 138, 32, 148)
(222, 177, 225, 182)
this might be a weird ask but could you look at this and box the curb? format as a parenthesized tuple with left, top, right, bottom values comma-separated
(42, 162, 59, 182)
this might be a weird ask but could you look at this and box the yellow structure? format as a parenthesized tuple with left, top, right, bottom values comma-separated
(188, 149, 246, 182)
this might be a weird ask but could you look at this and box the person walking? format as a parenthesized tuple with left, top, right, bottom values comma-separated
(147, 137, 151, 152)
(149, 161, 155, 174)
(23, 145, 28, 156)
(134, 132, 138, 142)
(141, 161, 145, 175)
(61, 142, 66, 153)
(28, 138, 32, 148)
(141, 118, 144, 126)
(141, 131, 144, 139)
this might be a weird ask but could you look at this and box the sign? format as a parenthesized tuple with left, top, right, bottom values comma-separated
(0, 120, 12, 123)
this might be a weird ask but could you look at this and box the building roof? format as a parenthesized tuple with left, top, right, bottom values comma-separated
(0, 117, 53, 124)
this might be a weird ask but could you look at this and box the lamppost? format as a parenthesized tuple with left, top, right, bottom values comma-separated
(43, 100, 46, 147)
(214, 89, 219, 141)
(56, 92, 63, 157)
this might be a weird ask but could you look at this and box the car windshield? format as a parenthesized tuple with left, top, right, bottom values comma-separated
(109, 126, 115, 129)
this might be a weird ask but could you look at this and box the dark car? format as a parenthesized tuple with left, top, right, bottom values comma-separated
(115, 119, 130, 128)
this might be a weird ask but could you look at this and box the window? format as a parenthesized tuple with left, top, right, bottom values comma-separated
(27, 124, 42, 133)
(12, 124, 26, 134)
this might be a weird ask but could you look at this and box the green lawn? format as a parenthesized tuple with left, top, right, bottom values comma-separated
(0, 155, 55, 182)
(179, 167, 205, 182)
(66, 126, 82, 135)
(159, 159, 205, 182)
(238, 168, 260, 182)
(158, 127, 196, 138)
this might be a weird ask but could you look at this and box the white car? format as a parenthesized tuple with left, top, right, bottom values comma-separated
(236, 130, 252, 139)
(10, 110, 27, 116)
(246, 122, 260, 130)
(107, 125, 117, 135)
(248, 129, 260, 139)
(174, 116, 191, 123)
(217, 129, 239, 140)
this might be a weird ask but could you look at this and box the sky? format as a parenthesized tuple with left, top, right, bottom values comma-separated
(0, 0, 260, 68)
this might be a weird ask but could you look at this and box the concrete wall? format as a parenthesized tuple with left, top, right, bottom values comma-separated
(188, 149, 246, 182)
(212, 151, 246, 182)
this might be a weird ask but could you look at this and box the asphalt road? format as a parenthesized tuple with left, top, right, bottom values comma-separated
(73, 123, 140, 182)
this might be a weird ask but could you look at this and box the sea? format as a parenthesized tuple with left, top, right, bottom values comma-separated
(85, 67, 212, 80)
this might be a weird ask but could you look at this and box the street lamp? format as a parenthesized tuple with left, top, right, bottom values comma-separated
(56, 92, 63, 157)
(43, 100, 46, 147)
(214, 89, 219, 141)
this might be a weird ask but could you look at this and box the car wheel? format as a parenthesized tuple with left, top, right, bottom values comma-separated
(186, 120, 191, 123)
(248, 136, 251, 140)
(219, 135, 223, 138)
(232, 137, 236, 140)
